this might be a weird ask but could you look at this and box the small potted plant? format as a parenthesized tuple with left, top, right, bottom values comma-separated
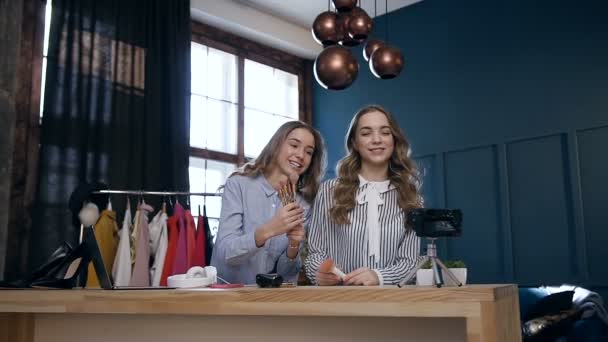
(416, 260, 467, 286)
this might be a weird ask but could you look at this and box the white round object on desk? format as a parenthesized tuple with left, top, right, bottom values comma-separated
(167, 266, 217, 288)
(186, 266, 206, 278)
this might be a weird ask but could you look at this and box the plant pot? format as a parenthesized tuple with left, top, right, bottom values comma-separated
(416, 268, 467, 286)
(416, 269, 434, 286)
(444, 268, 467, 286)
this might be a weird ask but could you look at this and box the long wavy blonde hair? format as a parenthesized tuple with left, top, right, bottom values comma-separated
(330, 105, 422, 225)
(230, 121, 326, 203)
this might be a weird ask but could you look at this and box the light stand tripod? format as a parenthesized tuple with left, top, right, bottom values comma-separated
(398, 237, 462, 288)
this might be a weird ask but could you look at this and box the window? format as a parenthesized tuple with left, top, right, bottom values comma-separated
(188, 21, 311, 236)
(190, 43, 238, 155)
(244, 59, 299, 158)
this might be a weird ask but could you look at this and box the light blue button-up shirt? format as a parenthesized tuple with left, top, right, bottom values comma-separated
(210, 174, 310, 285)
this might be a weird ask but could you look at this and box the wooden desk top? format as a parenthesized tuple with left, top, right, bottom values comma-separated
(0, 284, 517, 318)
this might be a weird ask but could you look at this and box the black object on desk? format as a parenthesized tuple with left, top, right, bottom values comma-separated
(256, 274, 283, 288)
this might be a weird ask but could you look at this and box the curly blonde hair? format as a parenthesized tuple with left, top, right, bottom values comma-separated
(230, 121, 326, 203)
(330, 105, 422, 225)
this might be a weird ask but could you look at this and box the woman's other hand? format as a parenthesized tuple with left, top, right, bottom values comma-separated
(286, 225, 305, 259)
(343, 267, 379, 286)
(287, 225, 305, 245)
(315, 270, 342, 286)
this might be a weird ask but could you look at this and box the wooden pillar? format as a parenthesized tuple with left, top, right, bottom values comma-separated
(0, 313, 35, 342)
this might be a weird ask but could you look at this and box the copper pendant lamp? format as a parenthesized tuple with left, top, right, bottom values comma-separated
(337, 12, 363, 47)
(314, 45, 359, 90)
(369, 0, 405, 79)
(312, 11, 340, 46)
(369, 45, 403, 79)
(362, 2, 385, 62)
(312, 0, 406, 89)
(332, 0, 357, 13)
(363, 39, 384, 62)
(348, 6, 373, 40)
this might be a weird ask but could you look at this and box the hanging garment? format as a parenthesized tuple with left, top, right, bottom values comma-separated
(148, 211, 163, 255)
(185, 210, 196, 268)
(149, 211, 168, 286)
(130, 205, 141, 264)
(86, 210, 119, 287)
(112, 204, 132, 287)
(203, 205, 214, 266)
(160, 215, 179, 286)
(129, 202, 154, 286)
(193, 208, 206, 267)
(171, 203, 188, 275)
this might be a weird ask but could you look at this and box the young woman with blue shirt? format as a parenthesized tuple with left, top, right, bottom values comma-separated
(211, 121, 326, 284)
(306, 105, 422, 286)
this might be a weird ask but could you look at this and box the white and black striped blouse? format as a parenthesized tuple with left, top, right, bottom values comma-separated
(305, 178, 420, 285)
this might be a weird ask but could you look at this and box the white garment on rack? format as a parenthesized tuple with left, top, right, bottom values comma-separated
(150, 211, 168, 286)
(148, 211, 163, 255)
(112, 205, 132, 287)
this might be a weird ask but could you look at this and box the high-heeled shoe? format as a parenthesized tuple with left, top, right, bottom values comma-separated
(30, 242, 91, 289)
(0, 242, 73, 288)
(29, 242, 74, 281)
(30, 226, 112, 289)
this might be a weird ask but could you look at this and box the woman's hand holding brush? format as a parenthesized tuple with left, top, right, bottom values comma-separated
(316, 259, 345, 286)
(276, 176, 306, 259)
(255, 203, 304, 247)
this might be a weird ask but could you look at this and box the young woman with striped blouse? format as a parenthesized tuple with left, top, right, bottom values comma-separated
(305, 105, 422, 286)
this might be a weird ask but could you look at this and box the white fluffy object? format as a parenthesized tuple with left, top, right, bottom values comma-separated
(79, 202, 100, 227)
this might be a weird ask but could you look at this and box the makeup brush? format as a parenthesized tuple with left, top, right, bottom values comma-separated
(288, 172, 298, 195)
(278, 179, 296, 206)
(319, 259, 346, 279)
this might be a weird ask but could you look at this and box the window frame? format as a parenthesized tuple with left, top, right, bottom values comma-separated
(190, 20, 313, 166)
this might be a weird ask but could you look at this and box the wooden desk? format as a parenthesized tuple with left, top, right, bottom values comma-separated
(0, 284, 521, 342)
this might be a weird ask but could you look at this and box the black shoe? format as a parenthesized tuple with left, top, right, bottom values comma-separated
(0, 242, 73, 289)
(29, 242, 74, 281)
(30, 242, 91, 289)
(30, 226, 112, 289)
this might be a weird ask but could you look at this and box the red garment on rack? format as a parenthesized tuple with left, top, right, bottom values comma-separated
(159, 215, 178, 286)
(172, 203, 188, 275)
(193, 212, 206, 267)
(185, 210, 196, 268)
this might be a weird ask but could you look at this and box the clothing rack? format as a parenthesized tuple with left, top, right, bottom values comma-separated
(92, 189, 222, 220)
(92, 190, 222, 197)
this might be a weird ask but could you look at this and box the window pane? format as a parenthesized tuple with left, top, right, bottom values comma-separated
(190, 94, 237, 154)
(244, 59, 298, 118)
(191, 42, 208, 96)
(189, 157, 236, 240)
(207, 47, 237, 102)
(244, 108, 293, 158)
(191, 43, 237, 103)
(273, 68, 299, 117)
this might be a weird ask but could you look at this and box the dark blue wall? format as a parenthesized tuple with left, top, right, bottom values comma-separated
(312, 0, 608, 295)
